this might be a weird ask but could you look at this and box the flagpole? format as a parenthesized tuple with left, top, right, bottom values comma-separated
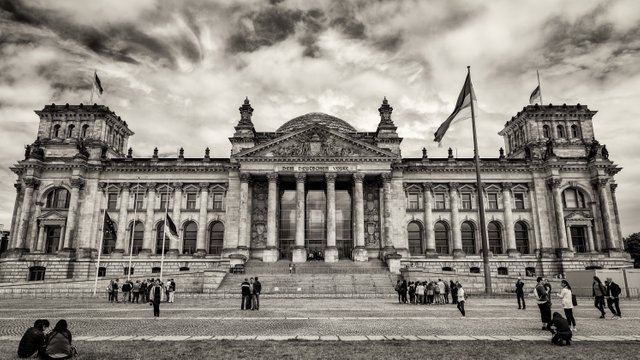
(536, 70, 543, 104)
(93, 180, 108, 296)
(160, 182, 169, 283)
(127, 177, 140, 282)
(467, 66, 492, 295)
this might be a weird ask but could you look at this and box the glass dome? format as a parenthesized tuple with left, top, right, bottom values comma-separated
(277, 112, 357, 133)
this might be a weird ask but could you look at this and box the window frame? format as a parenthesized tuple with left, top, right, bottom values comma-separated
(513, 192, 526, 210)
(434, 193, 446, 210)
(186, 193, 198, 210)
(212, 192, 224, 211)
(487, 192, 499, 210)
(460, 192, 473, 210)
(107, 193, 118, 211)
(407, 192, 421, 210)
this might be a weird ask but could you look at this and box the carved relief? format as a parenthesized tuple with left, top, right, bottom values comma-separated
(271, 130, 362, 157)
(250, 181, 268, 248)
(364, 181, 380, 248)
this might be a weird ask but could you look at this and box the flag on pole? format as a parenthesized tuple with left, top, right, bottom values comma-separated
(165, 214, 179, 240)
(104, 212, 117, 241)
(94, 71, 104, 95)
(434, 71, 476, 143)
(529, 85, 541, 104)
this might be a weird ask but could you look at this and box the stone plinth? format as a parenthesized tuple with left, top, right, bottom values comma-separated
(507, 249, 521, 258)
(292, 247, 307, 263)
(324, 247, 338, 263)
(262, 248, 279, 263)
(352, 247, 368, 262)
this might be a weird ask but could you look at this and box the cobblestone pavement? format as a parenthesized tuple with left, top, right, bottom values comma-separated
(0, 297, 638, 340)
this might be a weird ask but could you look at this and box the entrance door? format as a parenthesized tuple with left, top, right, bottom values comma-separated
(45, 226, 61, 254)
(306, 184, 326, 260)
(335, 184, 352, 259)
(279, 186, 296, 260)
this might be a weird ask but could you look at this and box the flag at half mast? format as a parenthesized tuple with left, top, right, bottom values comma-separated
(104, 212, 117, 241)
(434, 71, 477, 143)
(165, 214, 179, 241)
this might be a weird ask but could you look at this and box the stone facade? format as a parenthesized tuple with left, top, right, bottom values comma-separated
(0, 99, 632, 282)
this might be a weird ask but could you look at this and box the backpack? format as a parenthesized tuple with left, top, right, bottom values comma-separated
(394, 283, 401, 292)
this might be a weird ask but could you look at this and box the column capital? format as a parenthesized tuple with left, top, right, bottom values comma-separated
(70, 178, 85, 189)
(501, 182, 513, 191)
(172, 182, 183, 190)
(120, 182, 131, 191)
(295, 173, 306, 183)
(240, 173, 251, 183)
(546, 178, 562, 188)
(352, 173, 364, 182)
(380, 173, 392, 183)
(591, 177, 609, 188)
(422, 182, 433, 191)
(23, 177, 40, 189)
(14, 183, 21, 192)
(145, 182, 157, 191)
(325, 173, 337, 183)
(610, 183, 618, 193)
(267, 172, 279, 182)
(198, 182, 210, 191)
(448, 182, 459, 191)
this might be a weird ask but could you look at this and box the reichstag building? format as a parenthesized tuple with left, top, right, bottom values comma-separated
(0, 98, 632, 281)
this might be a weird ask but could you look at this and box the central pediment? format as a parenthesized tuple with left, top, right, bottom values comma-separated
(234, 125, 397, 161)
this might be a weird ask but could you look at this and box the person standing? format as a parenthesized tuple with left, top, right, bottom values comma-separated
(140, 280, 148, 303)
(150, 279, 162, 318)
(168, 279, 176, 304)
(456, 282, 466, 318)
(241, 278, 251, 310)
(121, 281, 131, 304)
(437, 279, 445, 305)
(395, 280, 402, 304)
(605, 278, 622, 319)
(592, 276, 607, 319)
(112, 279, 119, 303)
(515, 278, 526, 310)
(416, 282, 424, 305)
(557, 280, 576, 331)
(450, 281, 458, 305)
(534, 276, 551, 330)
(444, 280, 450, 304)
(253, 277, 261, 310)
(132, 280, 141, 304)
(107, 280, 114, 302)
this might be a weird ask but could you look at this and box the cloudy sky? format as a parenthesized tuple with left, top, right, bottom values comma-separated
(0, 0, 639, 235)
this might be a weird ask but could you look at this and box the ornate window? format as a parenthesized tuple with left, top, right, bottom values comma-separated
(407, 193, 420, 210)
(407, 221, 423, 256)
(513, 192, 526, 209)
(159, 193, 170, 211)
(155, 221, 169, 255)
(81, 124, 90, 138)
(557, 125, 565, 138)
(212, 192, 224, 211)
(186, 193, 198, 210)
(571, 124, 579, 138)
(129, 221, 144, 255)
(46, 188, 70, 209)
(488, 221, 503, 254)
(67, 124, 75, 137)
(562, 188, 586, 209)
(542, 125, 550, 138)
(107, 193, 118, 210)
(434, 221, 449, 255)
(434, 193, 447, 210)
(487, 193, 499, 210)
(461, 192, 473, 209)
(515, 221, 530, 254)
(461, 221, 476, 254)
(45, 226, 61, 254)
(28, 266, 46, 281)
(182, 221, 197, 255)
(52, 124, 61, 138)
(208, 222, 224, 255)
(570, 226, 588, 253)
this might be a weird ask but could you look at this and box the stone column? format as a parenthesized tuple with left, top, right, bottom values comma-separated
(594, 178, 618, 251)
(587, 224, 596, 253)
(423, 182, 436, 257)
(548, 178, 569, 252)
(61, 178, 84, 254)
(263, 173, 279, 262)
(28, 202, 43, 251)
(450, 182, 463, 258)
(12, 178, 37, 253)
(195, 183, 209, 256)
(352, 173, 368, 262)
(238, 173, 251, 251)
(324, 173, 338, 262)
(168, 183, 182, 256)
(566, 225, 574, 252)
(36, 223, 46, 252)
(380, 173, 395, 257)
(292, 173, 307, 262)
(610, 183, 624, 250)
(502, 182, 519, 257)
(113, 183, 129, 257)
(140, 183, 156, 256)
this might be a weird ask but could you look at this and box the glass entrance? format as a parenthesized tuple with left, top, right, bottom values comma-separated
(45, 226, 61, 254)
(306, 182, 326, 260)
(279, 185, 296, 259)
(335, 183, 353, 259)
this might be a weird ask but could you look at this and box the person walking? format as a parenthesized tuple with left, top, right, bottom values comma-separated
(516, 277, 526, 310)
(450, 281, 458, 305)
(549, 312, 573, 346)
(592, 276, 607, 319)
(534, 276, 551, 330)
(150, 279, 162, 318)
(253, 277, 261, 310)
(241, 278, 251, 310)
(605, 278, 622, 318)
(557, 280, 576, 331)
(456, 282, 466, 318)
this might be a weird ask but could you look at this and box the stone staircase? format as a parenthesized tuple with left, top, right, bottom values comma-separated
(215, 259, 399, 297)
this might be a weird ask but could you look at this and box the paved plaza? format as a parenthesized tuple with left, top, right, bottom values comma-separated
(0, 297, 639, 340)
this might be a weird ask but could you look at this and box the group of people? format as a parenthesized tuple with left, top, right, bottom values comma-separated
(108, 278, 177, 305)
(395, 279, 467, 317)
(240, 277, 262, 310)
(529, 275, 624, 346)
(17, 319, 75, 359)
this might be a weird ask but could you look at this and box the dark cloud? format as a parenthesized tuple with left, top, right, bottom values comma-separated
(373, 32, 403, 52)
(329, 16, 366, 39)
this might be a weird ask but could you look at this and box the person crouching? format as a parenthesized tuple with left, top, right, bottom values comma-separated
(549, 312, 573, 346)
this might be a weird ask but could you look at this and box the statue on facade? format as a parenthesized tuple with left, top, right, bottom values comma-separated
(544, 139, 555, 159)
(100, 144, 108, 159)
(587, 139, 600, 160)
(523, 146, 531, 160)
(76, 138, 89, 158)
(24, 144, 31, 159)
(601, 145, 609, 160)
(28, 138, 44, 160)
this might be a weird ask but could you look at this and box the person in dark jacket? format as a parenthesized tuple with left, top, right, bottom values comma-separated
(549, 312, 572, 346)
(401, 280, 408, 304)
(150, 280, 163, 318)
(43, 320, 74, 359)
(253, 277, 262, 310)
(450, 281, 458, 304)
(592, 276, 607, 318)
(111, 279, 119, 303)
(605, 278, 622, 318)
(17, 319, 49, 358)
(241, 278, 251, 310)
(515, 278, 526, 310)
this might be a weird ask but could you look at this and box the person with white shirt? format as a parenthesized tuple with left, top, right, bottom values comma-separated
(456, 282, 466, 318)
(557, 280, 576, 331)
(416, 282, 425, 305)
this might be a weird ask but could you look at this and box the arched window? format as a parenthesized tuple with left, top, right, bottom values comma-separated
(155, 221, 169, 255)
(208, 222, 224, 255)
(67, 124, 75, 137)
(52, 124, 61, 138)
(488, 221, 503, 254)
(129, 221, 144, 255)
(562, 188, 586, 209)
(434, 221, 449, 254)
(557, 125, 565, 138)
(514, 221, 530, 254)
(183, 221, 197, 255)
(45, 188, 70, 209)
(570, 124, 579, 138)
(103, 221, 116, 255)
(461, 221, 476, 254)
(81, 124, 90, 138)
(542, 125, 550, 138)
(407, 221, 423, 256)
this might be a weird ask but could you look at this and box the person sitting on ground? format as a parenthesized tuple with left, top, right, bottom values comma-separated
(549, 312, 572, 346)
(43, 320, 75, 360)
(17, 319, 49, 358)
